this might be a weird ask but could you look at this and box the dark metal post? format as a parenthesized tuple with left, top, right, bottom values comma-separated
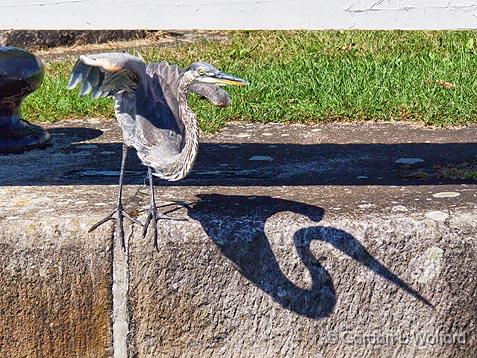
(0, 46, 51, 154)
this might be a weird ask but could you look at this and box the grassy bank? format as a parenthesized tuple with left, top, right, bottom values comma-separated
(23, 31, 477, 132)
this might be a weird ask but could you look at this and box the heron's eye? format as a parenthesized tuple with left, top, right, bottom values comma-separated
(198, 69, 206, 76)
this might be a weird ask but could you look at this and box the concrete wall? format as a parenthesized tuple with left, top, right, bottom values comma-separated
(1, 120, 476, 357)
(1, 0, 476, 30)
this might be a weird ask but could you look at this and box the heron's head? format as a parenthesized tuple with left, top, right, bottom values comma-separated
(188, 62, 249, 87)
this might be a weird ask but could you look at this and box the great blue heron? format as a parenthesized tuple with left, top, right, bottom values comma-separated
(68, 52, 248, 248)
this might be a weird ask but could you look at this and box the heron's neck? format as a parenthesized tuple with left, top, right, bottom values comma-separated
(171, 72, 199, 180)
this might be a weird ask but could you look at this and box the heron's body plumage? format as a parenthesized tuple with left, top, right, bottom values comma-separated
(69, 52, 232, 181)
(112, 61, 198, 181)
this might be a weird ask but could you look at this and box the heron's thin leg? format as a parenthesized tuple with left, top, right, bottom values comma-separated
(88, 144, 141, 248)
(142, 167, 159, 249)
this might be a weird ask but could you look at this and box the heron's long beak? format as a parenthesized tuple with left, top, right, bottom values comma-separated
(216, 72, 249, 86)
(205, 72, 249, 87)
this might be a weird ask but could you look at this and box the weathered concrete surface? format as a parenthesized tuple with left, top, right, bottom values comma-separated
(131, 201, 477, 357)
(0, 119, 476, 357)
(0, 217, 112, 357)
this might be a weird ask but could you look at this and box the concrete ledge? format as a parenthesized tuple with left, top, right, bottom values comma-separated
(0, 120, 476, 356)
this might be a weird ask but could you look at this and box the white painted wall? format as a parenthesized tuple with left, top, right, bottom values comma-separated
(1, 0, 476, 30)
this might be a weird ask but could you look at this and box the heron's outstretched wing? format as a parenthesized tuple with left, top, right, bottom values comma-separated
(68, 52, 145, 98)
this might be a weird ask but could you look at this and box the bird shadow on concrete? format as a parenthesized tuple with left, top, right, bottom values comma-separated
(187, 194, 431, 319)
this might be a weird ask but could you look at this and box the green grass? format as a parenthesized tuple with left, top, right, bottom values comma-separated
(23, 31, 477, 132)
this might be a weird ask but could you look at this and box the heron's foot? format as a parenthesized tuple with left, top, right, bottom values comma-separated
(142, 204, 189, 250)
(142, 204, 159, 250)
(89, 204, 142, 248)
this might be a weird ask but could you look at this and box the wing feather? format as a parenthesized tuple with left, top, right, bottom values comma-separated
(68, 52, 145, 98)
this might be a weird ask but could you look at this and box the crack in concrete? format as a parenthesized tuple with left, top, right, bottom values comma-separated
(111, 225, 133, 358)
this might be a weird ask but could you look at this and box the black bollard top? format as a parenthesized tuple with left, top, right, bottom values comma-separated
(0, 46, 50, 154)
(0, 46, 44, 105)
